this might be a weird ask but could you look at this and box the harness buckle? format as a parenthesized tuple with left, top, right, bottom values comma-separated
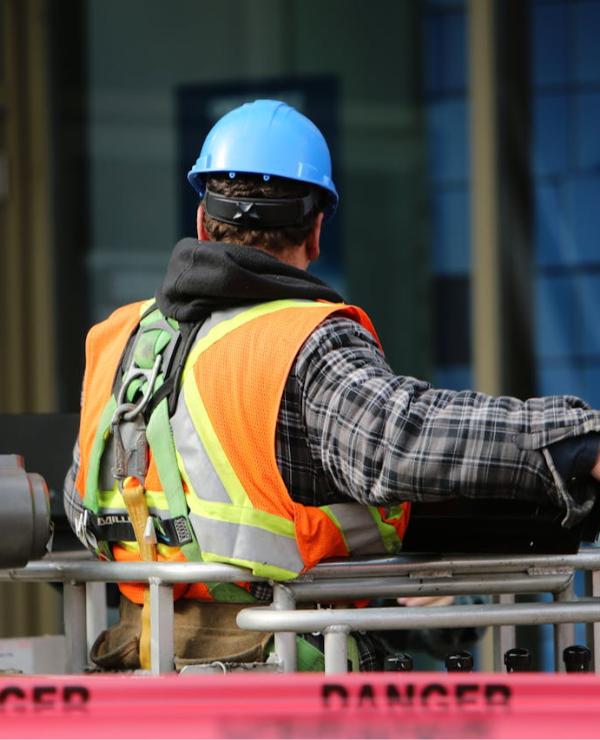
(111, 406, 149, 485)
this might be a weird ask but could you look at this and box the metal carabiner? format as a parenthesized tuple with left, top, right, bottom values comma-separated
(116, 354, 162, 421)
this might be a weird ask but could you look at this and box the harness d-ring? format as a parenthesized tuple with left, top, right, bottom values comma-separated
(115, 354, 162, 421)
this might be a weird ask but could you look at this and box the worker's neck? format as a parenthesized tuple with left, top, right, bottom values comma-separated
(255, 243, 309, 270)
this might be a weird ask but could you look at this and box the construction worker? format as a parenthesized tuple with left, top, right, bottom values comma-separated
(64, 99, 600, 672)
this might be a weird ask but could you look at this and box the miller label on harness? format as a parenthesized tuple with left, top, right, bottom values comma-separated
(74, 299, 411, 604)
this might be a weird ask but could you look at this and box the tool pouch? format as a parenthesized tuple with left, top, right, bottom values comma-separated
(90, 595, 271, 671)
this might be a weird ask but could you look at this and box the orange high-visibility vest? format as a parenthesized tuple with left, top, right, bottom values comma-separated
(75, 299, 410, 603)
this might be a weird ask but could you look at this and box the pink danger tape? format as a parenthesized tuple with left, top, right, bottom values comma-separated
(0, 672, 599, 739)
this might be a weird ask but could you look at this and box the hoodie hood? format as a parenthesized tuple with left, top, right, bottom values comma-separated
(156, 239, 344, 321)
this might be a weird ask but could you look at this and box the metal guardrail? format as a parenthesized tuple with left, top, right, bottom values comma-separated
(1, 549, 600, 675)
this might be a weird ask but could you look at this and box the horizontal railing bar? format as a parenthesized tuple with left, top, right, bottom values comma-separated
(288, 573, 573, 601)
(237, 599, 600, 633)
(0, 559, 266, 584)
(1, 548, 599, 586)
(306, 548, 600, 579)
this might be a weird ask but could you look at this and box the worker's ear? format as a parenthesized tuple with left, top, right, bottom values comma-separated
(196, 204, 210, 241)
(306, 212, 323, 263)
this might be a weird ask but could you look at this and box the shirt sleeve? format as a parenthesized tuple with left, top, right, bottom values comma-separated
(294, 317, 600, 527)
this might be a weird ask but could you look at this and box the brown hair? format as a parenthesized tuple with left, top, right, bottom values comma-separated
(202, 173, 322, 251)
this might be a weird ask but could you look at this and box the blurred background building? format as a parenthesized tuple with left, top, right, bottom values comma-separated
(0, 0, 599, 666)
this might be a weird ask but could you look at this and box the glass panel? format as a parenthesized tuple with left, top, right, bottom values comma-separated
(535, 276, 578, 359)
(532, 93, 569, 177)
(423, 9, 466, 95)
(431, 187, 470, 275)
(426, 100, 469, 185)
(564, 175, 600, 264)
(534, 183, 571, 267)
(532, 0, 600, 410)
(573, 92, 600, 171)
(422, 0, 469, 390)
(573, 1, 600, 84)
(531, 2, 569, 87)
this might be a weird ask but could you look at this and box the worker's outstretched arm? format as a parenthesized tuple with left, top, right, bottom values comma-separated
(295, 317, 600, 527)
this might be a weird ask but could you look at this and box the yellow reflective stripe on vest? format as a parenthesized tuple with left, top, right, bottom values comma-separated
(370, 506, 406, 555)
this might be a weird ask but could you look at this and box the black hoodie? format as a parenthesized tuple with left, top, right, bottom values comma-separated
(156, 238, 343, 321)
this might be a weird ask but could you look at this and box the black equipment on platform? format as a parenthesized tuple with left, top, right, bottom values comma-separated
(563, 644, 592, 673)
(384, 653, 413, 672)
(445, 651, 473, 672)
(504, 647, 532, 672)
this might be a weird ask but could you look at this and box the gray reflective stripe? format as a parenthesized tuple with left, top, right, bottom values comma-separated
(190, 306, 252, 347)
(327, 504, 387, 555)
(171, 304, 271, 506)
(171, 395, 232, 504)
(189, 512, 304, 574)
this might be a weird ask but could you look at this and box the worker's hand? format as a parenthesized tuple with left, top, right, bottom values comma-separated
(397, 595, 454, 607)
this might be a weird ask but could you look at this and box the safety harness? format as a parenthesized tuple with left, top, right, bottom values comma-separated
(84, 303, 199, 553)
(82, 303, 207, 668)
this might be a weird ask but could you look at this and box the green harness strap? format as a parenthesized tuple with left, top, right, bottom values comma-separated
(145, 377, 202, 562)
(84, 396, 117, 515)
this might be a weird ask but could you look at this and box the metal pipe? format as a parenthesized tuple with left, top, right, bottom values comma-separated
(288, 573, 572, 602)
(492, 594, 516, 672)
(237, 600, 600, 634)
(0, 559, 266, 584)
(149, 579, 174, 675)
(63, 582, 87, 673)
(3, 550, 600, 584)
(554, 581, 576, 673)
(272, 584, 297, 673)
(85, 581, 107, 656)
(593, 571, 600, 674)
(308, 550, 600, 579)
(324, 626, 350, 675)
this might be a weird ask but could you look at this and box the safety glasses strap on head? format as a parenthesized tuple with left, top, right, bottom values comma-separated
(204, 189, 316, 229)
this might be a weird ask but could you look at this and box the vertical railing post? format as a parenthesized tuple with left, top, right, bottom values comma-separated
(149, 579, 174, 675)
(85, 582, 108, 656)
(324, 625, 350, 675)
(492, 593, 516, 672)
(553, 579, 576, 673)
(591, 570, 600, 674)
(272, 584, 297, 672)
(63, 582, 88, 673)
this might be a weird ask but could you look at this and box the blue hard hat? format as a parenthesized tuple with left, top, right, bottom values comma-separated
(187, 99, 338, 219)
